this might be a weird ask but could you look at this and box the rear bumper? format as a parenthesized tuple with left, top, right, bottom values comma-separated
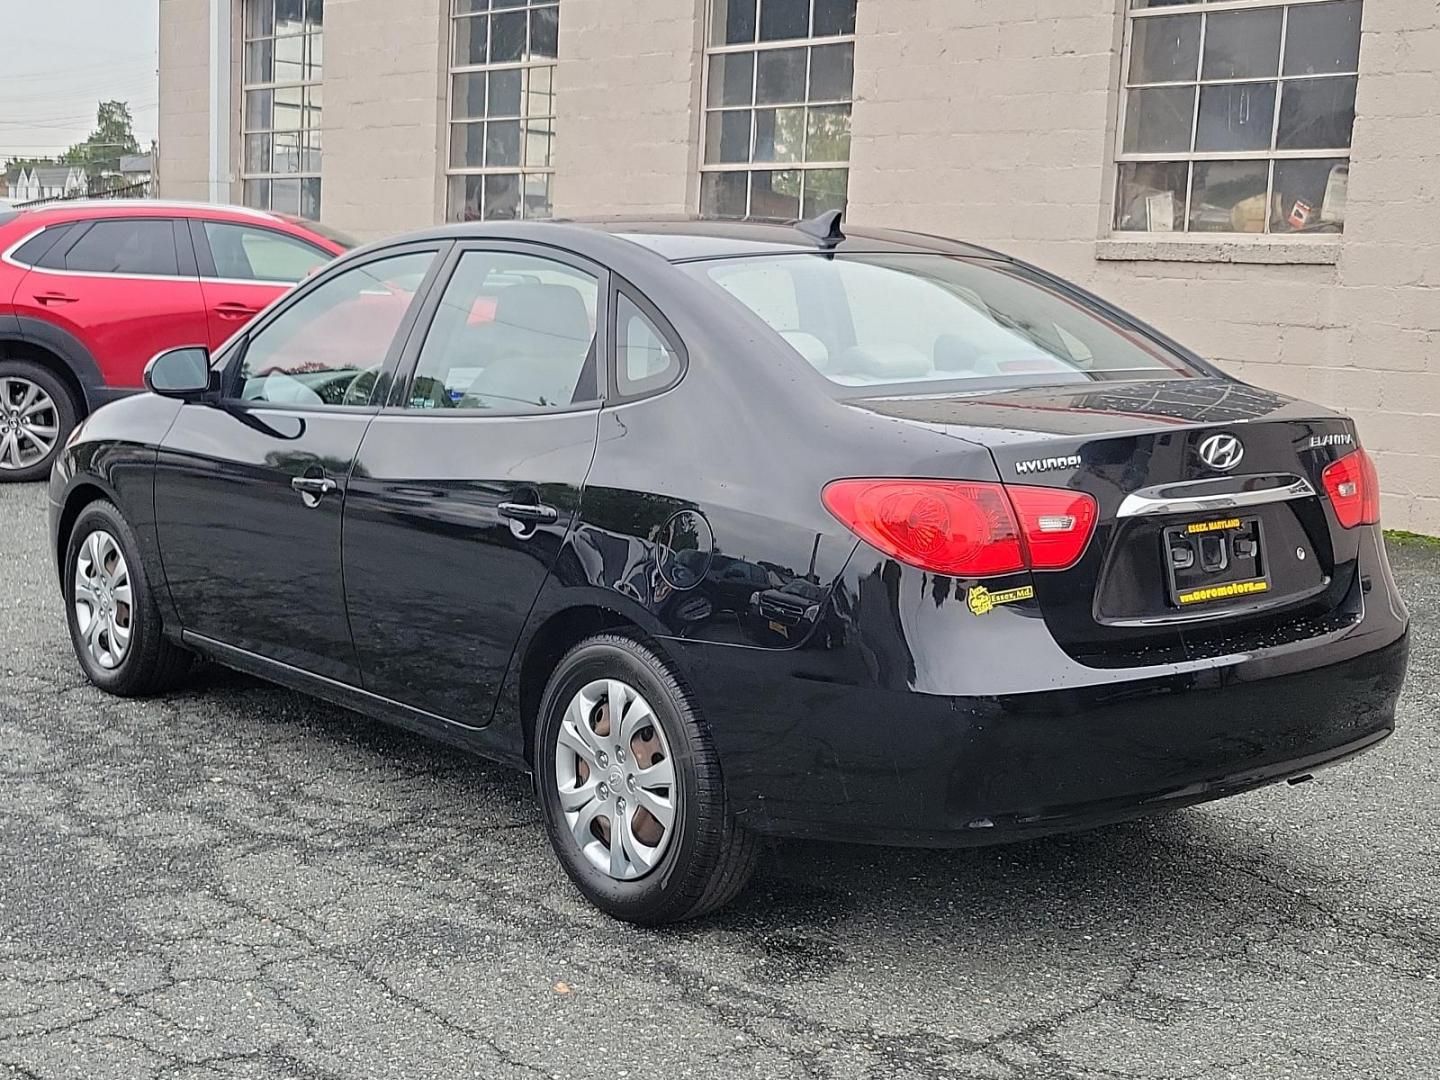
(663, 530, 1409, 848)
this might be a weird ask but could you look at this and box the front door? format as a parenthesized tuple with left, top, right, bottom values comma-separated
(153, 246, 443, 682)
(343, 244, 606, 723)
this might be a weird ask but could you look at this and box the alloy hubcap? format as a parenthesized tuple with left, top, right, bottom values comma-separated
(73, 530, 132, 670)
(0, 377, 59, 471)
(554, 679, 677, 881)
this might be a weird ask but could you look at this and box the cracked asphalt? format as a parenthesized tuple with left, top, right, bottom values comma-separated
(1, 480, 1437, 1080)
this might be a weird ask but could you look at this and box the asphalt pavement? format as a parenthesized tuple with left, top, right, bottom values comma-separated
(2, 480, 1436, 1080)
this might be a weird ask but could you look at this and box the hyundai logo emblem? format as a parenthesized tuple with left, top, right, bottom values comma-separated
(1198, 433, 1244, 471)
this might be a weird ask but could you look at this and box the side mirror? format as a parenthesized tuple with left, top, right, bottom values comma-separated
(144, 346, 215, 399)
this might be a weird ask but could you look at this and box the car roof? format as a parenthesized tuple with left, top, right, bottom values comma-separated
(386, 216, 1012, 264)
(11, 199, 299, 228)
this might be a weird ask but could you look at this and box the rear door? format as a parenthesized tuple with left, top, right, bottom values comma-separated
(9, 216, 207, 389)
(188, 218, 335, 349)
(342, 242, 607, 724)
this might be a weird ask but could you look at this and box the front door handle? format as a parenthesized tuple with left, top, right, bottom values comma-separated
(215, 302, 261, 320)
(34, 291, 79, 305)
(498, 501, 558, 523)
(291, 475, 338, 506)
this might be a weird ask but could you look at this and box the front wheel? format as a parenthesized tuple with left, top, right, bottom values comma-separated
(63, 500, 193, 696)
(0, 360, 77, 483)
(535, 634, 758, 924)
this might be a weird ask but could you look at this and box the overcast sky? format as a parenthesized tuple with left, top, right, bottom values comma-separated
(0, 0, 160, 163)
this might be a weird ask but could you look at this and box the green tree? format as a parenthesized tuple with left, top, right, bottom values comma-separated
(62, 101, 140, 182)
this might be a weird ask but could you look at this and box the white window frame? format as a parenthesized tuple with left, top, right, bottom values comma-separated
(699, 0, 858, 219)
(240, 0, 324, 220)
(444, 0, 559, 222)
(1113, 0, 1360, 237)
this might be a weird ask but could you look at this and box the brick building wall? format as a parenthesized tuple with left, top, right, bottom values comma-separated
(158, 0, 1440, 533)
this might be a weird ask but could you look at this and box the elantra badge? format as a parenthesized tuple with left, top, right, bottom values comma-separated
(1198, 433, 1244, 471)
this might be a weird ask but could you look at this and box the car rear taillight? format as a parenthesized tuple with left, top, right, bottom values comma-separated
(1321, 448, 1381, 529)
(821, 479, 1096, 577)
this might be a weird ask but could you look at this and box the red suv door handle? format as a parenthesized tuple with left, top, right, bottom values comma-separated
(34, 291, 78, 305)
(215, 302, 261, 320)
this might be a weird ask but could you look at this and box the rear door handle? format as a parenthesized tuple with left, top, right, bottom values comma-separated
(215, 302, 261, 320)
(498, 501, 559, 523)
(34, 291, 78, 305)
(291, 475, 338, 505)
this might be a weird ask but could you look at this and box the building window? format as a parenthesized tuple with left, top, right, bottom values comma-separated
(241, 0, 324, 220)
(1114, 0, 1360, 236)
(446, 0, 558, 221)
(700, 0, 857, 220)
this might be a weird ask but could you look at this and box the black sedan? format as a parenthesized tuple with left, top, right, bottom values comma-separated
(48, 214, 1409, 923)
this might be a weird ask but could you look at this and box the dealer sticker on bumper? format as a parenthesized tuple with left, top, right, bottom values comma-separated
(968, 584, 1035, 616)
(1176, 578, 1270, 605)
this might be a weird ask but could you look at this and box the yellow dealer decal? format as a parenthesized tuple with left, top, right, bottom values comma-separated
(968, 584, 1035, 617)
(1186, 517, 1241, 534)
(1176, 579, 1269, 605)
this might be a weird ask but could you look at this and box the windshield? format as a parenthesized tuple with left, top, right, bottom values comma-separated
(684, 253, 1197, 391)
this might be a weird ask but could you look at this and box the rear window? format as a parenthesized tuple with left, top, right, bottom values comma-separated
(684, 253, 1196, 391)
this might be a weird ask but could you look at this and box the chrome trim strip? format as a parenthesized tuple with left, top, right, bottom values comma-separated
(1116, 473, 1317, 518)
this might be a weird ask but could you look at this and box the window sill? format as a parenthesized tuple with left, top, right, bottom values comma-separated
(1095, 234, 1341, 266)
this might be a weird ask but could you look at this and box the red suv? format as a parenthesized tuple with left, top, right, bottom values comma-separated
(0, 201, 348, 481)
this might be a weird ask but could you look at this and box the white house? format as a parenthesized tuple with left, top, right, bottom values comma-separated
(7, 165, 87, 204)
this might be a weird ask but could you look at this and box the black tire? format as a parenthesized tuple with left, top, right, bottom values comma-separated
(63, 499, 193, 696)
(535, 633, 759, 924)
(0, 358, 78, 483)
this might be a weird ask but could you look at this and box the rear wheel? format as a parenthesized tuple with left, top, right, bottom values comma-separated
(64, 500, 192, 696)
(0, 359, 76, 483)
(535, 633, 759, 924)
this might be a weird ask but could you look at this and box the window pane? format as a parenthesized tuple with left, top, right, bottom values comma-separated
(204, 222, 330, 282)
(1122, 86, 1194, 153)
(802, 168, 847, 217)
(1128, 14, 1201, 84)
(813, 0, 857, 37)
(1284, 0, 1363, 76)
(484, 172, 520, 219)
(244, 38, 273, 83)
(1189, 160, 1270, 233)
(1115, 161, 1188, 232)
(1195, 81, 1276, 152)
(490, 9, 526, 62)
(244, 0, 274, 38)
(489, 67, 523, 116)
(1271, 159, 1348, 232)
(453, 72, 487, 119)
(759, 0, 808, 41)
(272, 131, 302, 173)
(449, 174, 484, 221)
(751, 169, 801, 218)
(270, 177, 302, 215)
(409, 250, 599, 411)
(451, 121, 485, 167)
(454, 14, 488, 66)
(244, 178, 271, 210)
(275, 0, 303, 35)
(273, 86, 303, 131)
(529, 6, 558, 60)
(805, 104, 851, 162)
(753, 107, 805, 163)
(524, 123, 554, 168)
(1277, 75, 1356, 150)
(527, 64, 554, 114)
(486, 119, 522, 167)
(245, 89, 274, 129)
(301, 178, 320, 221)
(274, 32, 304, 81)
(1201, 8, 1282, 80)
(701, 171, 748, 218)
(302, 131, 322, 172)
(808, 42, 854, 102)
(705, 110, 752, 164)
(522, 172, 553, 219)
(305, 0, 322, 31)
(66, 220, 178, 276)
(455, 0, 489, 10)
(240, 251, 435, 406)
(708, 52, 754, 108)
(756, 47, 807, 104)
(711, 0, 756, 45)
(617, 294, 678, 395)
(244, 133, 272, 173)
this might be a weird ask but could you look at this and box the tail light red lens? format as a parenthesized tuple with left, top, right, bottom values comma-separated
(821, 479, 1096, 577)
(1321, 448, 1381, 529)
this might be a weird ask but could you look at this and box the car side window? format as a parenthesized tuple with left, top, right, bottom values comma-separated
(203, 221, 331, 283)
(615, 292, 681, 397)
(10, 224, 74, 269)
(408, 249, 600, 412)
(64, 219, 179, 277)
(236, 250, 436, 407)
